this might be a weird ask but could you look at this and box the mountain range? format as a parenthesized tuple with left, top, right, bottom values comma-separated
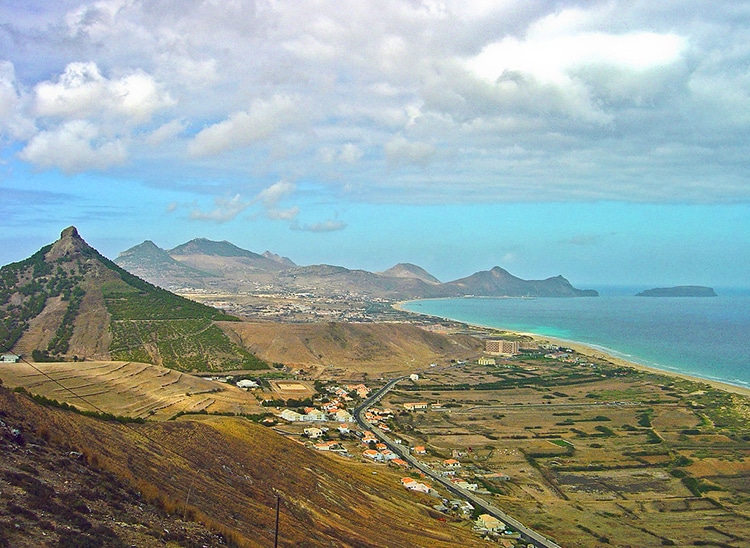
(0, 227, 485, 368)
(115, 237, 598, 299)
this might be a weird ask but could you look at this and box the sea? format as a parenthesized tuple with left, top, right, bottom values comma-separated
(400, 288, 750, 390)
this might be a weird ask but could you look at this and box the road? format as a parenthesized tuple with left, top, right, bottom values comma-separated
(352, 377, 562, 548)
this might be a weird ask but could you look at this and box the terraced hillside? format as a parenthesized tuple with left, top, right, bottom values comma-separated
(0, 227, 267, 372)
(0, 360, 265, 420)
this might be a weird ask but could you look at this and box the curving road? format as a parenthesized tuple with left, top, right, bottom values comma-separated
(352, 377, 562, 548)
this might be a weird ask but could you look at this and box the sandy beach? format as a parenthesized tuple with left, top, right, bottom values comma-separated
(395, 300, 750, 398)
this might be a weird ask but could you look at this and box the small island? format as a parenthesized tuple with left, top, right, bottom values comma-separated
(636, 285, 717, 297)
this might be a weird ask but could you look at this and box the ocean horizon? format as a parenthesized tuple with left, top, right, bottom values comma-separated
(401, 290, 750, 390)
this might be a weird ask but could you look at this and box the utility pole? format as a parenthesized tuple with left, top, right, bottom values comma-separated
(274, 493, 280, 548)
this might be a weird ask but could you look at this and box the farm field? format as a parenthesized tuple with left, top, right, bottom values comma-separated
(0, 360, 265, 420)
(380, 353, 750, 547)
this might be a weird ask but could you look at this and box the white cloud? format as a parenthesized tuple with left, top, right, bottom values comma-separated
(2, 1, 750, 203)
(33, 62, 172, 124)
(384, 135, 435, 166)
(188, 95, 301, 157)
(0, 61, 35, 140)
(319, 142, 363, 164)
(189, 194, 250, 223)
(19, 120, 127, 173)
(146, 118, 186, 146)
(254, 180, 300, 221)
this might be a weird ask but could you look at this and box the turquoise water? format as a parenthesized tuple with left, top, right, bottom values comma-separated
(401, 293, 750, 390)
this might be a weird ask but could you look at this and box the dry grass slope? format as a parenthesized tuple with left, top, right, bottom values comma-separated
(0, 387, 482, 547)
(220, 321, 483, 376)
(0, 361, 264, 420)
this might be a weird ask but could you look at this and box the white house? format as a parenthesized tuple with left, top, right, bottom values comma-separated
(1, 353, 19, 363)
(331, 409, 353, 422)
(280, 409, 304, 422)
(475, 514, 505, 532)
(303, 409, 327, 422)
(236, 379, 259, 390)
(304, 427, 324, 439)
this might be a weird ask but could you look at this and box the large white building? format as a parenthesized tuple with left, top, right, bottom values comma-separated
(485, 340, 519, 356)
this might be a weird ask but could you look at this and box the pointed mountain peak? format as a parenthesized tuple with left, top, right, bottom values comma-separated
(47, 226, 92, 261)
(61, 226, 82, 240)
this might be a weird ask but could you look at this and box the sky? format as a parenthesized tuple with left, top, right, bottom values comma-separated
(1, 0, 749, 289)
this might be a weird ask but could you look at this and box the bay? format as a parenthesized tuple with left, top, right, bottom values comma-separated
(401, 293, 750, 390)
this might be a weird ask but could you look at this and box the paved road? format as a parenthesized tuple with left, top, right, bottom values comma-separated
(352, 377, 562, 548)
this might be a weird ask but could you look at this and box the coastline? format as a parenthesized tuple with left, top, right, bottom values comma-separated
(395, 300, 750, 398)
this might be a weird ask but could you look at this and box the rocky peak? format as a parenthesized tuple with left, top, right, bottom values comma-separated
(46, 226, 91, 262)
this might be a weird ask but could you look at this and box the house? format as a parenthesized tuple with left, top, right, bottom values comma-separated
(401, 477, 431, 493)
(380, 449, 398, 461)
(304, 427, 324, 439)
(361, 431, 378, 445)
(1, 353, 19, 363)
(331, 409, 353, 423)
(313, 441, 340, 451)
(443, 458, 461, 468)
(303, 409, 327, 422)
(477, 356, 496, 366)
(409, 374, 419, 381)
(403, 402, 428, 411)
(475, 514, 505, 532)
(362, 449, 382, 461)
(390, 458, 409, 468)
(413, 446, 427, 455)
(280, 409, 304, 422)
(337, 424, 351, 435)
(236, 379, 258, 389)
(451, 479, 478, 491)
(375, 443, 387, 451)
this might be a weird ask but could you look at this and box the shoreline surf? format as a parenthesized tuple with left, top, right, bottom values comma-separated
(395, 299, 750, 398)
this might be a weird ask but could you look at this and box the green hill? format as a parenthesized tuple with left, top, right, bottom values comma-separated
(0, 227, 267, 371)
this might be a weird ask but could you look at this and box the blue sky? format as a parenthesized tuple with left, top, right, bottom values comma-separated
(1, 1, 749, 288)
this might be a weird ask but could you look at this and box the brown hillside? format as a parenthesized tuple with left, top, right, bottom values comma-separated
(0, 391, 225, 547)
(220, 321, 483, 376)
(0, 387, 482, 547)
(0, 360, 265, 420)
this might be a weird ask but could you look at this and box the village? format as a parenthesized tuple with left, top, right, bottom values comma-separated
(250, 376, 529, 545)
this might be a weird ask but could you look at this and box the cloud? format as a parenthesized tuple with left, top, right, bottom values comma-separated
(146, 119, 186, 146)
(253, 180, 300, 221)
(292, 219, 347, 232)
(3, 1, 750, 203)
(189, 194, 251, 223)
(0, 62, 35, 139)
(188, 95, 301, 157)
(384, 135, 435, 166)
(19, 120, 127, 173)
(33, 61, 172, 124)
(319, 142, 363, 164)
